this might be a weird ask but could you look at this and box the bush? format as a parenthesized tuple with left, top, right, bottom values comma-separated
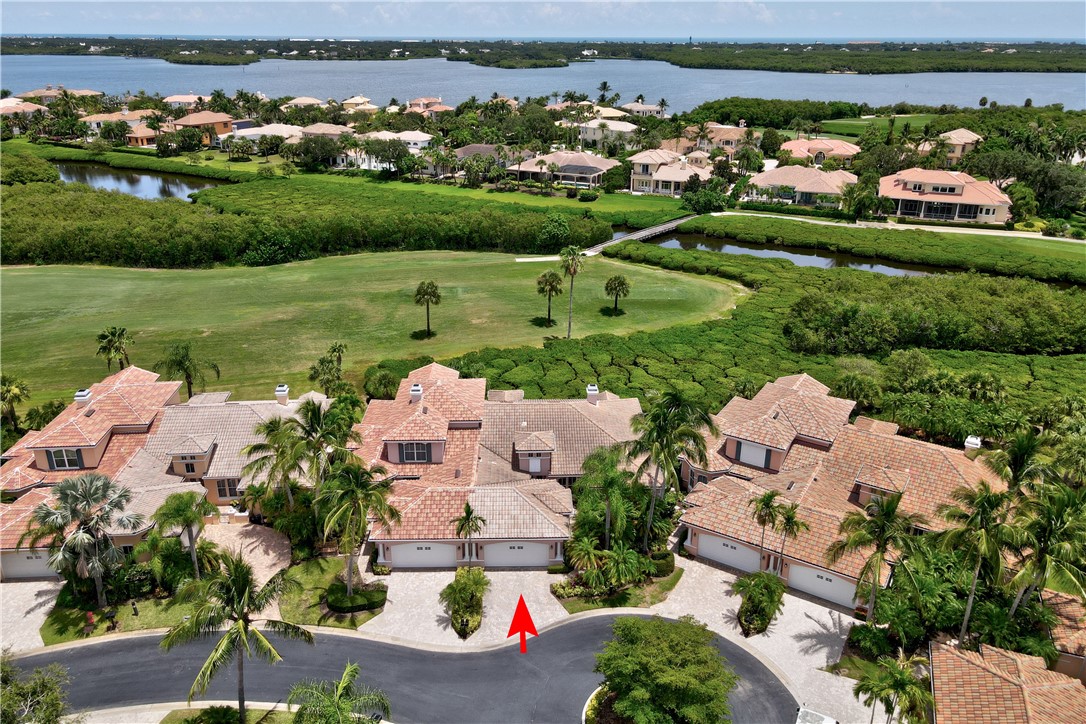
(578, 190, 600, 202)
(108, 563, 154, 601)
(847, 623, 894, 659)
(195, 706, 240, 724)
(547, 562, 571, 574)
(325, 580, 387, 613)
(440, 566, 489, 639)
(566, 187, 578, 199)
(0, 152, 61, 185)
(734, 571, 786, 636)
(650, 550, 675, 577)
(372, 563, 391, 576)
(736, 201, 852, 220)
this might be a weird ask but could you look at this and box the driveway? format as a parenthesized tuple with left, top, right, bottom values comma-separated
(361, 569, 568, 648)
(199, 523, 290, 586)
(0, 578, 63, 652)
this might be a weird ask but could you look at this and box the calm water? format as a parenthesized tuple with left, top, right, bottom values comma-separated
(55, 162, 223, 199)
(653, 233, 936, 276)
(2, 55, 1084, 112)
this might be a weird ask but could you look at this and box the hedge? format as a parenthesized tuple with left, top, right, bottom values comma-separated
(325, 581, 387, 613)
(650, 551, 676, 577)
(20, 141, 259, 182)
(735, 202, 853, 221)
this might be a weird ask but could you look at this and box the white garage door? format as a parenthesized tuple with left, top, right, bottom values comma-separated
(1, 550, 57, 580)
(697, 533, 761, 573)
(483, 541, 551, 568)
(390, 543, 457, 568)
(787, 564, 857, 608)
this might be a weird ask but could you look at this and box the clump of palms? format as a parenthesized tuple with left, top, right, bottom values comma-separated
(439, 566, 491, 639)
(732, 571, 786, 636)
(151, 492, 219, 580)
(288, 661, 391, 724)
(21, 473, 143, 608)
(161, 551, 314, 724)
(414, 280, 441, 338)
(559, 246, 585, 339)
(574, 445, 632, 550)
(852, 649, 933, 724)
(95, 326, 134, 371)
(536, 269, 564, 327)
(451, 502, 486, 564)
(152, 341, 220, 400)
(133, 528, 222, 593)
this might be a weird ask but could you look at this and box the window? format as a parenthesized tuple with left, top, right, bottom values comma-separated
(216, 478, 240, 498)
(120, 545, 135, 556)
(911, 183, 923, 191)
(47, 449, 81, 470)
(184, 463, 196, 474)
(400, 442, 431, 463)
(180, 455, 196, 461)
(639, 164, 650, 174)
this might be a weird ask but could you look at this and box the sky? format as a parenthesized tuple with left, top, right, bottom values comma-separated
(1, 1, 1083, 41)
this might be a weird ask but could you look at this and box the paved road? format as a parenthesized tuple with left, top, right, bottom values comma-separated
(17, 615, 797, 723)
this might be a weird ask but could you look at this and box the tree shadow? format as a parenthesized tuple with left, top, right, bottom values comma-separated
(410, 330, 437, 340)
(530, 316, 557, 328)
(599, 306, 626, 317)
(791, 610, 853, 666)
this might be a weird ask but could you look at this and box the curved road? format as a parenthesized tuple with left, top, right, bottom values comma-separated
(17, 615, 796, 723)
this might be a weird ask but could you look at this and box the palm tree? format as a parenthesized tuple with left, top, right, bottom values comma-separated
(317, 461, 400, 596)
(161, 552, 314, 724)
(774, 503, 809, 574)
(152, 341, 220, 400)
(0, 374, 31, 432)
(1006, 481, 1086, 618)
(95, 326, 134, 371)
(151, 492, 218, 580)
(20, 473, 143, 608)
(451, 502, 487, 564)
(243, 416, 303, 509)
(879, 649, 933, 724)
(559, 246, 586, 339)
(936, 482, 1017, 642)
(747, 490, 782, 570)
(852, 658, 893, 724)
(575, 445, 632, 550)
(627, 390, 718, 552)
(984, 430, 1048, 492)
(657, 99, 668, 114)
(826, 493, 927, 624)
(288, 661, 391, 724)
(604, 275, 630, 313)
(414, 280, 441, 338)
(567, 534, 605, 573)
(603, 541, 649, 589)
(536, 269, 564, 327)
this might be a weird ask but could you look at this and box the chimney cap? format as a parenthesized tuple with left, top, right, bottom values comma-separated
(586, 383, 599, 393)
(964, 435, 983, 450)
(410, 382, 423, 392)
(74, 388, 92, 400)
(274, 384, 289, 394)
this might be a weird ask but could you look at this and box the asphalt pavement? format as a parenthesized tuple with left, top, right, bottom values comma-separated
(17, 615, 797, 723)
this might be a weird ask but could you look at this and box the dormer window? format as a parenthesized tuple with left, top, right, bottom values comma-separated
(400, 442, 431, 463)
(47, 449, 82, 470)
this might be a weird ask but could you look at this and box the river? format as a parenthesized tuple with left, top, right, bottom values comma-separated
(2, 55, 1084, 112)
(54, 162, 224, 199)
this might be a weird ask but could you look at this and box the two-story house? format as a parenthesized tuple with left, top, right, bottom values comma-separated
(163, 94, 206, 112)
(16, 85, 102, 104)
(627, 149, 712, 195)
(621, 101, 668, 118)
(917, 127, 983, 167)
(341, 95, 379, 113)
(173, 111, 235, 146)
(878, 168, 1011, 223)
(80, 109, 159, 137)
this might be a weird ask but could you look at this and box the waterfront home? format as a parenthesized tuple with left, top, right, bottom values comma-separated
(564, 118, 638, 149)
(506, 150, 619, 188)
(126, 121, 175, 147)
(300, 122, 356, 139)
(878, 168, 1011, 223)
(163, 94, 206, 111)
(341, 94, 379, 113)
(0, 98, 49, 131)
(354, 363, 640, 569)
(594, 105, 629, 121)
(917, 127, 984, 167)
(621, 101, 668, 118)
(16, 84, 102, 104)
(627, 149, 710, 195)
(779, 138, 860, 167)
(80, 109, 159, 136)
(220, 123, 303, 145)
(280, 96, 327, 111)
(679, 374, 1002, 610)
(746, 166, 857, 206)
(928, 643, 1086, 722)
(404, 97, 445, 115)
(173, 111, 235, 146)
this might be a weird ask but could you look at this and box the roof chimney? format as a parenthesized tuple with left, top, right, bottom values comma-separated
(964, 435, 982, 451)
(586, 383, 600, 406)
(74, 389, 92, 408)
(275, 384, 289, 406)
(410, 383, 423, 404)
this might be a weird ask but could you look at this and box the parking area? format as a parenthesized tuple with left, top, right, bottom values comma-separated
(0, 578, 63, 652)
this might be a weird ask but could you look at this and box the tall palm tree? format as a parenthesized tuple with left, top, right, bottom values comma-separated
(852, 659, 892, 724)
(575, 445, 632, 550)
(747, 490, 782, 570)
(536, 270, 564, 327)
(152, 341, 221, 399)
(567, 534, 605, 573)
(161, 552, 314, 724)
(604, 275, 630, 313)
(288, 661, 391, 724)
(451, 502, 487, 564)
(95, 326, 134, 371)
(936, 481, 1017, 642)
(627, 390, 718, 552)
(1006, 481, 1086, 618)
(774, 503, 809, 575)
(984, 430, 1048, 492)
(826, 493, 927, 624)
(151, 491, 219, 580)
(20, 473, 143, 608)
(879, 649, 934, 724)
(559, 246, 585, 339)
(0, 374, 31, 432)
(243, 416, 303, 509)
(317, 461, 400, 596)
(414, 280, 441, 338)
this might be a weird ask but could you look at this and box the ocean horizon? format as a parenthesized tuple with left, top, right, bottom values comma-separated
(2, 34, 1082, 44)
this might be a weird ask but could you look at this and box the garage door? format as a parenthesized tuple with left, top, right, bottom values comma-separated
(390, 543, 457, 568)
(483, 541, 550, 568)
(1, 550, 57, 580)
(697, 533, 761, 573)
(787, 564, 857, 608)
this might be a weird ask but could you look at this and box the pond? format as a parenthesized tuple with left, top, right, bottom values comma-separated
(652, 233, 939, 276)
(54, 162, 224, 200)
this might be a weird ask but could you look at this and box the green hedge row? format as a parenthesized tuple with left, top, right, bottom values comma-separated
(20, 142, 259, 182)
(735, 202, 853, 221)
(679, 214, 1086, 285)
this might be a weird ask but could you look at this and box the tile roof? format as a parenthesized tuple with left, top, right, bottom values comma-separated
(301, 123, 355, 136)
(81, 109, 157, 124)
(0, 488, 54, 550)
(0, 100, 49, 115)
(283, 96, 325, 106)
(1043, 591, 1086, 657)
(507, 150, 619, 175)
(780, 138, 861, 159)
(111, 449, 205, 535)
(174, 111, 234, 126)
(879, 168, 1012, 206)
(748, 166, 858, 195)
(930, 642, 1086, 723)
(652, 162, 712, 183)
(713, 377, 855, 452)
(940, 127, 984, 145)
(514, 431, 556, 452)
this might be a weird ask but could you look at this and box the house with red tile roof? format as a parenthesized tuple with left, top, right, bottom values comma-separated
(917, 127, 984, 167)
(678, 374, 1002, 610)
(355, 363, 640, 569)
(173, 111, 235, 146)
(929, 642, 1086, 723)
(747, 166, 857, 206)
(780, 138, 861, 167)
(506, 150, 619, 188)
(879, 168, 1011, 224)
(1043, 590, 1086, 683)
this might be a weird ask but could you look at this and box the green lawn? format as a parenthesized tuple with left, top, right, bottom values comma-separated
(40, 596, 193, 645)
(559, 568, 684, 614)
(160, 708, 292, 724)
(278, 556, 381, 629)
(820, 114, 939, 137)
(1, 252, 739, 408)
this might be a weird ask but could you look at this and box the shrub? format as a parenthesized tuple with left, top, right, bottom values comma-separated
(733, 571, 786, 636)
(650, 550, 676, 577)
(578, 190, 599, 202)
(566, 187, 578, 199)
(325, 580, 387, 613)
(372, 563, 392, 576)
(736, 201, 852, 220)
(847, 623, 894, 659)
(196, 706, 240, 724)
(108, 562, 155, 601)
(547, 562, 571, 574)
(440, 566, 490, 639)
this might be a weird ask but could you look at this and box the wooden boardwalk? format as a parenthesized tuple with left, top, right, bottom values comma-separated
(584, 215, 695, 255)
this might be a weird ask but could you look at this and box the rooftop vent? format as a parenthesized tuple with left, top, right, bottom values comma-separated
(275, 384, 289, 406)
(454, 468, 462, 479)
(410, 383, 423, 404)
(74, 389, 92, 407)
(964, 435, 983, 450)
(586, 383, 600, 405)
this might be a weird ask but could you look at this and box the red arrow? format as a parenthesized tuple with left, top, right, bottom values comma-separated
(506, 594, 538, 654)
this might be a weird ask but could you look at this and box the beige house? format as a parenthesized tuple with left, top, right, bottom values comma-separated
(918, 127, 983, 167)
(747, 166, 857, 206)
(621, 101, 667, 118)
(355, 363, 641, 569)
(280, 96, 326, 111)
(779, 138, 860, 167)
(16, 85, 101, 104)
(506, 150, 619, 188)
(163, 94, 206, 111)
(627, 149, 710, 195)
(300, 122, 355, 139)
(341, 94, 379, 113)
(679, 374, 1003, 611)
(572, 118, 638, 149)
(80, 109, 158, 136)
(878, 168, 1011, 223)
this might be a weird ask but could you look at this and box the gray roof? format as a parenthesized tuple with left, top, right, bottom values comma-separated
(111, 449, 205, 535)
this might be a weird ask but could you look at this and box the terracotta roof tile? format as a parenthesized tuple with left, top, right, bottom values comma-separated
(1043, 591, 1086, 657)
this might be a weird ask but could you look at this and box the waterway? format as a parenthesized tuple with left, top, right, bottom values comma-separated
(652, 232, 936, 276)
(55, 161, 224, 199)
(3, 55, 1084, 112)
